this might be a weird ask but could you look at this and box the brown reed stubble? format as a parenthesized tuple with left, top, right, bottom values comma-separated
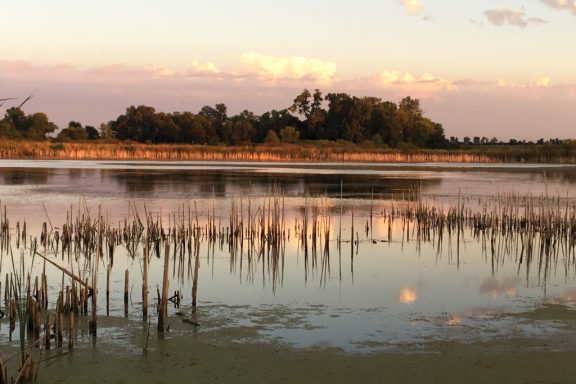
(0, 191, 575, 382)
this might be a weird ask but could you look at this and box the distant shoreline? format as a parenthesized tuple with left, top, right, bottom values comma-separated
(0, 140, 575, 164)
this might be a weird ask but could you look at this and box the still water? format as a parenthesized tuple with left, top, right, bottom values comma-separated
(1, 160, 576, 352)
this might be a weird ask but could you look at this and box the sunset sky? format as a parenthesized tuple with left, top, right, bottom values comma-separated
(1, 0, 575, 140)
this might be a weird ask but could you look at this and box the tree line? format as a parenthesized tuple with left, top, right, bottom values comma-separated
(0, 89, 449, 148)
(0, 89, 571, 149)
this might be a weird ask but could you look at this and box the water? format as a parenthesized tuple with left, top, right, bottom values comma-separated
(1, 160, 576, 352)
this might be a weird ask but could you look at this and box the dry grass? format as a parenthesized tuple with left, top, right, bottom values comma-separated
(1, 139, 576, 163)
(0, 140, 502, 163)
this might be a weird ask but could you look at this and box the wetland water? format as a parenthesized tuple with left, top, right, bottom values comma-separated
(1, 160, 576, 359)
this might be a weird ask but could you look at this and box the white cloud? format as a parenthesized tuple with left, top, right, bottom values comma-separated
(399, 0, 423, 15)
(190, 60, 220, 74)
(152, 66, 175, 78)
(240, 52, 336, 85)
(376, 68, 456, 96)
(484, 8, 547, 28)
(542, 0, 576, 16)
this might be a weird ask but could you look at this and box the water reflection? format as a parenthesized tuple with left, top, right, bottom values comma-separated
(397, 287, 418, 304)
(1, 161, 576, 350)
(479, 277, 520, 299)
(0, 167, 52, 185)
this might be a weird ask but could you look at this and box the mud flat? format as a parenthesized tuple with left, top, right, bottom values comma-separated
(34, 303, 576, 384)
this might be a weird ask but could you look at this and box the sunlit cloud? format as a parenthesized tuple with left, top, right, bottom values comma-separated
(542, 0, 576, 16)
(399, 0, 423, 15)
(484, 7, 547, 28)
(190, 60, 220, 74)
(240, 52, 336, 85)
(397, 287, 418, 304)
(152, 66, 176, 78)
(376, 68, 457, 96)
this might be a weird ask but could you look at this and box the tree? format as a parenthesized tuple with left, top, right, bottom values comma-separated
(289, 89, 312, 118)
(56, 121, 88, 141)
(369, 101, 401, 147)
(258, 109, 300, 142)
(199, 104, 228, 143)
(85, 126, 100, 140)
(398, 96, 423, 120)
(290, 89, 326, 140)
(172, 112, 207, 144)
(1, 108, 57, 140)
(264, 130, 280, 143)
(279, 126, 299, 143)
(112, 105, 158, 142)
(99, 123, 114, 139)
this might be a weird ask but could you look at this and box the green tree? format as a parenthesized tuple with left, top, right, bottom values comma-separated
(264, 130, 280, 143)
(57, 121, 88, 141)
(85, 126, 100, 140)
(258, 109, 300, 142)
(290, 89, 326, 140)
(2, 108, 57, 140)
(99, 123, 114, 139)
(112, 105, 159, 142)
(279, 126, 299, 143)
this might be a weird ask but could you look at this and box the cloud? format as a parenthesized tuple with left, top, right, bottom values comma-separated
(375, 68, 457, 96)
(152, 66, 176, 78)
(2, 60, 576, 142)
(542, 0, 576, 15)
(380, 69, 435, 84)
(399, 0, 423, 15)
(240, 52, 336, 85)
(189, 60, 220, 75)
(484, 8, 547, 28)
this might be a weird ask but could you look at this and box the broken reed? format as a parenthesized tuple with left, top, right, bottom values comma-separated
(1, 192, 576, 357)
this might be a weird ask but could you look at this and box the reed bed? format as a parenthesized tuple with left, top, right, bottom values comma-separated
(3, 140, 575, 163)
(1, 191, 576, 381)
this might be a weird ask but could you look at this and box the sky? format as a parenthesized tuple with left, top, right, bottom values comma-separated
(1, 0, 575, 140)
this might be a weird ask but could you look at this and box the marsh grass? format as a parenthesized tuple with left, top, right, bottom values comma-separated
(1, 140, 575, 163)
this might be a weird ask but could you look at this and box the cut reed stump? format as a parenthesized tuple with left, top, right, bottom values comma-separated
(157, 242, 170, 332)
(44, 311, 51, 350)
(124, 269, 129, 317)
(142, 245, 149, 319)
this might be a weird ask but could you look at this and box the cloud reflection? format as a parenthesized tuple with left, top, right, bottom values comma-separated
(397, 287, 418, 304)
(479, 277, 520, 299)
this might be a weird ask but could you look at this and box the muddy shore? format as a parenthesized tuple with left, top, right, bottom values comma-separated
(21, 303, 576, 384)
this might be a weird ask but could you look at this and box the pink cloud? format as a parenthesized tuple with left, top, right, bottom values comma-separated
(484, 8, 547, 28)
(542, 0, 576, 16)
(1, 60, 575, 141)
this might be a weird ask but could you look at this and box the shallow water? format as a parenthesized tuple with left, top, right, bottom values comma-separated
(1, 160, 576, 352)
